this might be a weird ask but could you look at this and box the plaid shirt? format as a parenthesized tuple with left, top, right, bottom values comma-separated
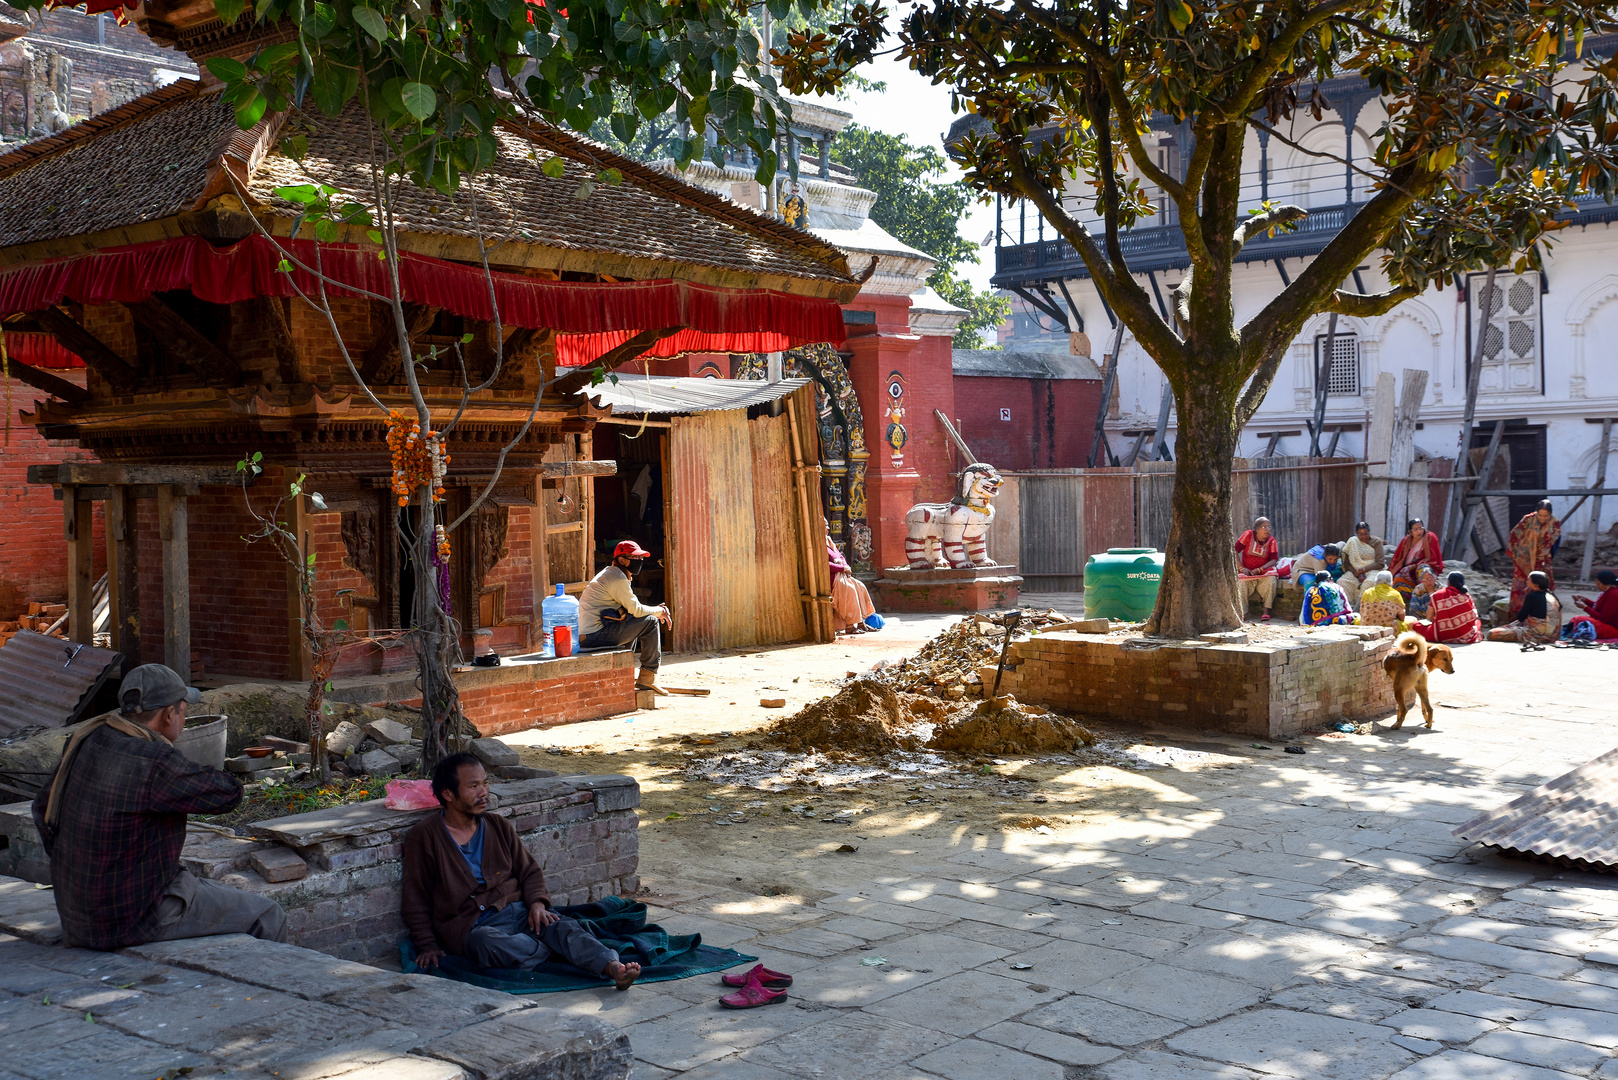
(31, 725, 243, 949)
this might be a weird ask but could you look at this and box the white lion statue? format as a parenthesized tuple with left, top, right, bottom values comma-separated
(904, 463, 1003, 569)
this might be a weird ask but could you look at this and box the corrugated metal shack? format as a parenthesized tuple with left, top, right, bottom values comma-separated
(589, 376, 833, 652)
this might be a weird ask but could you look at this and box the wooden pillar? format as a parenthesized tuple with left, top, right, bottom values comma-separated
(1582, 419, 1613, 583)
(530, 474, 551, 649)
(579, 431, 595, 584)
(63, 486, 95, 645)
(158, 485, 190, 677)
(107, 486, 140, 663)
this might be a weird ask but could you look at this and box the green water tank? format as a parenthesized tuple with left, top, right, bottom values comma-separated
(1084, 548, 1166, 621)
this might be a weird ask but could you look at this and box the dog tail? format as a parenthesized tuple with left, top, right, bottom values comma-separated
(1393, 631, 1427, 663)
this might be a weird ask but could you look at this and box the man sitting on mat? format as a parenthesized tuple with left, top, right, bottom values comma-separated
(401, 752, 642, 990)
(579, 539, 673, 695)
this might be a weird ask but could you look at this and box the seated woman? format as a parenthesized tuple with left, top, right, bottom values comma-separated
(827, 533, 883, 635)
(1488, 570, 1562, 643)
(1290, 544, 1348, 592)
(1389, 518, 1442, 600)
(1298, 578, 1358, 626)
(1358, 570, 1407, 628)
(1406, 565, 1439, 619)
(1566, 568, 1618, 640)
(1234, 516, 1281, 622)
(1410, 571, 1483, 644)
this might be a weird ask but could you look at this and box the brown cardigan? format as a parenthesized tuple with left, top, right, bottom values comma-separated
(400, 811, 550, 956)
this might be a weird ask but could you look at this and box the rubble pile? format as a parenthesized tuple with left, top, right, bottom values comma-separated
(0, 601, 69, 647)
(765, 678, 950, 753)
(1551, 521, 1618, 578)
(928, 695, 1096, 756)
(1443, 560, 1510, 620)
(873, 608, 1079, 700)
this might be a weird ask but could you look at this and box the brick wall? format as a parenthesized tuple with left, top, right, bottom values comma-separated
(987, 625, 1399, 738)
(0, 372, 104, 614)
(483, 504, 536, 651)
(952, 375, 1102, 472)
(0, 773, 640, 966)
(386, 652, 639, 734)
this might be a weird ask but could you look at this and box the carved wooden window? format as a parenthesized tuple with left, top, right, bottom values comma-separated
(1469, 271, 1543, 395)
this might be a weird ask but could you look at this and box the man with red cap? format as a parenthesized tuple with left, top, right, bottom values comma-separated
(579, 540, 673, 694)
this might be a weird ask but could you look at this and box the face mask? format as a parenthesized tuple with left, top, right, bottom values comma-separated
(627, 558, 645, 574)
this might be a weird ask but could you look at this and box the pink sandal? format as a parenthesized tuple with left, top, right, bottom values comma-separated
(719, 969, 789, 1009)
(722, 964, 793, 989)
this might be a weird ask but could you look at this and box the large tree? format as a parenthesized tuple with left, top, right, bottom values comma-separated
(782, 0, 1618, 636)
(834, 124, 1010, 347)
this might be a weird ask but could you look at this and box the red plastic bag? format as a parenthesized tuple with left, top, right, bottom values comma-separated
(384, 778, 438, 811)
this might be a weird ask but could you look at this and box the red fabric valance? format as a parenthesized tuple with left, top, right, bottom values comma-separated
(2, 331, 82, 369)
(0, 234, 846, 366)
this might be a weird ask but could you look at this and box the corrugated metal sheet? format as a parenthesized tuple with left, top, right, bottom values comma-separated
(1017, 471, 1085, 592)
(1454, 747, 1618, 870)
(0, 630, 123, 734)
(668, 405, 807, 652)
(589, 375, 811, 416)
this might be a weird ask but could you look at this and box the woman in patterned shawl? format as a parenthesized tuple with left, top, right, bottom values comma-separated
(1358, 570, 1406, 628)
(1298, 579, 1358, 626)
(1505, 500, 1561, 619)
(1411, 571, 1483, 644)
(1488, 570, 1562, 643)
(1388, 518, 1442, 600)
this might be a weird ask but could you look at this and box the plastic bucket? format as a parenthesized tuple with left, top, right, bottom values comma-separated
(176, 713, 228, 771)
(553, 625, 574, 658)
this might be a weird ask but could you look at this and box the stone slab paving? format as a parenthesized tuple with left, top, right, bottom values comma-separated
(0, 911, 629, 1079)
(589, 642, 1618, 1079)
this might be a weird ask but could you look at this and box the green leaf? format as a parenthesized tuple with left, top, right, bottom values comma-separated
(601, 167, 623, 186)
(212, 0, 247, 27)
(351, 5, 388, 40)
(541, 155, 566, 178)
(460, 331, 475, 344)
(306, 1, 335, 38)
(306, 551, 318, 566)
(273, 183, 321, 205)
(400, 81, 437, 122)
(334, 618, 350, 632)
(205, 57, 250, 83)
(235, 90, 268, 128)
(1167, 0, 1193, 31)
(366, 229, 384, 245)
(281, 132, 309, 161)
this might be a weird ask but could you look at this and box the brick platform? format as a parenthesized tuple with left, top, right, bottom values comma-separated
(872, 565, 1023, 613)
(328, 650, 640, 733)
(0, 772, 640, 965)
(984, 625, 1398, 738)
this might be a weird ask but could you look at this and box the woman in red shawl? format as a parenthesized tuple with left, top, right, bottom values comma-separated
(1567, 569, 1618, 640)
(1388, 517, 1442, 600)
(1506, 500, 1561, 619)
(1234, 516, 1281, 621)
(1410, 571, 1483, 644)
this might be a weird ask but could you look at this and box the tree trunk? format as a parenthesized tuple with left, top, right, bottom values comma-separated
(1144, 379, 1246, 637)
(413, 493, 465, 776)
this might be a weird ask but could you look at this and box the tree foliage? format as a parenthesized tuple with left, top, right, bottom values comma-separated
(780, 0, 1618, 635)
(833, 124, 1008, 347)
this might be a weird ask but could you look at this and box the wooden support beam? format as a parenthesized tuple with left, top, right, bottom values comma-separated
(107, 487, 140, 664)
(1450, 420, 1506, 564)
(536, 460, 618, 478)
(530, 475, 550, 650)
(2, 358, 91, 403)
(32, 463, 244, 486)
(158, 486, 190, 677)
(32, 306, 139, 392)
(52, 483, 196, 501)
(359, 302, 437, 384)
(1384, 369, 1428, 536)
(125, 297, 241, 385)
(63, 487, 95, 645)
(552, 327, 686, 396)
(1582, 418, 1613, 583)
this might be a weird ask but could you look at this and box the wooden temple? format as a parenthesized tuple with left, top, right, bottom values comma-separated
(0, 67, 856, 709)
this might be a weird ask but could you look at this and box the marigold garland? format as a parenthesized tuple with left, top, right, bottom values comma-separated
(386, 410, 449, 507)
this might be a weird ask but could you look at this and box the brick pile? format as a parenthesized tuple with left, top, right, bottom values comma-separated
(0, 601, 68, 647)
(0, 772, 640, 965)
(984, 624, 1398, 739)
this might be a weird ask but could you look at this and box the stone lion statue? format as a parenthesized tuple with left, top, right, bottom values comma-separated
(903, 463, 1003, 569)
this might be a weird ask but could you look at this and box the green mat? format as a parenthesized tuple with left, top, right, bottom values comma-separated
(399, 895, 758, 994)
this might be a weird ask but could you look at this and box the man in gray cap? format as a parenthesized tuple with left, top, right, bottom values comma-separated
(32, 664, 287, 949)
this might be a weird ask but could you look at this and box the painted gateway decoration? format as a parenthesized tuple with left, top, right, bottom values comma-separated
(904, 463, 1003, 569)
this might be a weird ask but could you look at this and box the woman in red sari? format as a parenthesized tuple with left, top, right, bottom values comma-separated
(1388, 518, 1442, 600)
(1566, 569, 1618, 640)
(1410, 571, 1483, 644)
(1506, 500, 1561, 619)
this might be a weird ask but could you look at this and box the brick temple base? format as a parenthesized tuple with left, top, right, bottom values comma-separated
(872, 565, 1023, 613)
(984, 625, 1399, 738)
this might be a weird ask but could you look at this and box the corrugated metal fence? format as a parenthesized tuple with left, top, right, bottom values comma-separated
(1011, 457, 1366, 590)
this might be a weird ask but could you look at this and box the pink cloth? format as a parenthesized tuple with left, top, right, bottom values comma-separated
(384, 779, 439, 811)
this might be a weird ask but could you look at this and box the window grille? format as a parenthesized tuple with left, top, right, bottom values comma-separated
(1470, 271, 1542, 394)
(1314, 332, 1360, 395)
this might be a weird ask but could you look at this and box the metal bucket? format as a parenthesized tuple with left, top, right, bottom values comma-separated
(175, 713, 228, 771)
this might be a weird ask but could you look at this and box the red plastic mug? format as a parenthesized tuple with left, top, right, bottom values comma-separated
(553, 625, 573, 658)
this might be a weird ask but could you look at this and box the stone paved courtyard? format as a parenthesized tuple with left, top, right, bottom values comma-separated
(543, 639, 1618, 1080)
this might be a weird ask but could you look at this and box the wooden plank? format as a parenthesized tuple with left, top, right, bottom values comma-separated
(538, 460, 618, 478)
(1450, 420, 1505, 564)
(1363, 371, 1396, 537)
(1582, 419, 1613, 583)
(1448, 267, 1496, 552)
(579, 432, 595, 585)
(64, 489, 95, 646)
(1383, 368, 1428, 535)
(124, 297, 241, 384)
(158, 486, 190, 677)
(106, 486, 140, 664)
(3, 358, 91, 403)
(54, 463, 244, 486)
(530, 475, 550, 650)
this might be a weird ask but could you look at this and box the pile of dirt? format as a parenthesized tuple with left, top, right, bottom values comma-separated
(197, 684, 424, 755)
(875, 608, 1081, 700)
(766, 678, 950, 753)
(928, 695, 1095, 756)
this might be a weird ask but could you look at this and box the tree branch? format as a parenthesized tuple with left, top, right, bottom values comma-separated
(1322, 285, 1420, 317)
(1233, 203, 1307, 254)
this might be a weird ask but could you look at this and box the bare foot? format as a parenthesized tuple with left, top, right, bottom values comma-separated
(606, 960, 641, 991)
